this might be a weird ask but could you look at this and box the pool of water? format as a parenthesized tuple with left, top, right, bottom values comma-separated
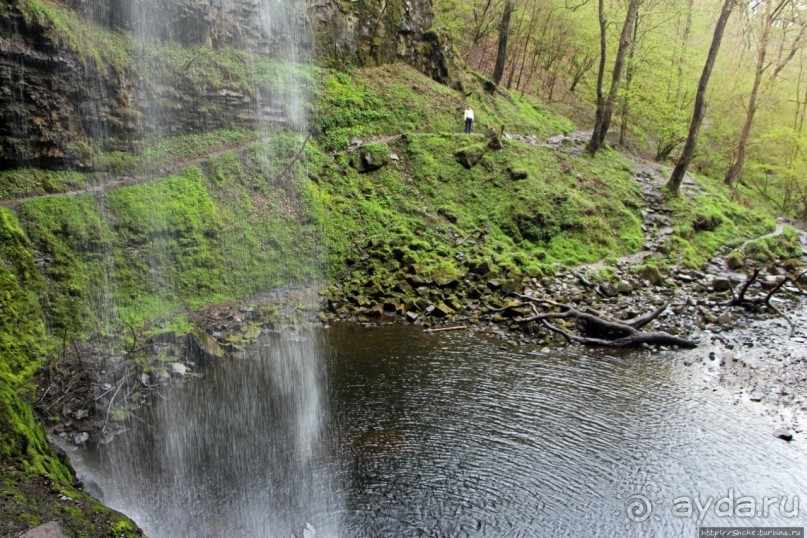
(68, 323, 807, 537)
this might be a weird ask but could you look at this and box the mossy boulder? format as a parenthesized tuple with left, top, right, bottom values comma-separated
(351, 143, 391, 173)
(454, 142, 488, 169)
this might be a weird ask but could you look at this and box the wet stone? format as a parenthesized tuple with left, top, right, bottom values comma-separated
(773, 428, 794, 442)
(171, 363, 187, 377)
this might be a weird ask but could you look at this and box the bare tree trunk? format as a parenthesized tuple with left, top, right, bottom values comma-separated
(515, 0, 540, 91)
(667, 0, 736, 194)
(492, 0, 515, 85)
(588, 0, 641, 155)
(795, 53, 805, 132)
(725, 0, 803, 186)
(619, 14, 641, 146)
(725, 2, 773, 186)
(596, 0, 641, 148)
(586, 0, 608, 155)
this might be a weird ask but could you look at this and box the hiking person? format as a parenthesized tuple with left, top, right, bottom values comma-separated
(464, 106, 475, 133)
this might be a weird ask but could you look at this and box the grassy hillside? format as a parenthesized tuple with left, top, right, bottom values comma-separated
(314, 64, 573, 150)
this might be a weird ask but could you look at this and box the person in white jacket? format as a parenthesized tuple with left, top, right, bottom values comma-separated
(464, 106, 475, 133)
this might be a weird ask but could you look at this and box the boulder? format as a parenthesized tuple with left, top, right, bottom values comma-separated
(171, 363, 188, 377)
(351, 144, 390, 173)
(433, 303, 455, 318)
(773, 428, 794, 442)
(711, 277, 732, 292)
(454, 143, 488, 169)
(185, 329, 225, 368)
(639, 265, 664, 285)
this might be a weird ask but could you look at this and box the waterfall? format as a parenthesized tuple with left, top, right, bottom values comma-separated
(82, 330, 342, 537)
(41, 0, 344, 535)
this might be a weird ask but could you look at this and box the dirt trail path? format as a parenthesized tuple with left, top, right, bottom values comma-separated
(0, 140, 260, 209)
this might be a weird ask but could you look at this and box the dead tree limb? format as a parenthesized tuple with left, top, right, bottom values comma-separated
(513, 293, 670, 331)
(279, 134, 311, 180)
(725, 268, 760, 307)
(721, 268, 799, 337)
(573, 271, 605, 296)
(540, 319, 696, 349)
(511, 295, 696, 348)
(623, 301, 670, 329)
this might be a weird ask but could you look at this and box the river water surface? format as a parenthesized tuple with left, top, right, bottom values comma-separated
(69, 323, 807, 537)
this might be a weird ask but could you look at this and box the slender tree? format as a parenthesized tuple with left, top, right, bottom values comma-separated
(493, 0, 516, 85)
(619, 13, 641, 146)
(587, 0, 642, 155)
(724, 0, 807, 186)
(587, 0, 608, 155)
(667, 0, 737, 194)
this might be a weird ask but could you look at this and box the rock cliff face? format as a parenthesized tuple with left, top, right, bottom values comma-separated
(0, 11, 134, 168)
(0, 0, 450, 169)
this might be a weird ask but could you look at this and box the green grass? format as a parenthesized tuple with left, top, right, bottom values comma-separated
(15, 135, 321, 343)
(666, 173, 777, 268)
(313, 64, 574, 150)
(309, 133, 644, 282)
(0, 208, 70, 486)
(0, 169, 86, 199)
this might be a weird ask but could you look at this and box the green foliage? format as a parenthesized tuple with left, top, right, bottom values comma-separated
(666, 173, 776, 268)
(0, 169, 86, 199)
(309, 133, 644, 281)
(17, 0, 131, 71)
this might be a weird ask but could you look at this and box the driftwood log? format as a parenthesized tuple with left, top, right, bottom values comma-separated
(510, 295, 697, 349)
(721, 268, 806, 337)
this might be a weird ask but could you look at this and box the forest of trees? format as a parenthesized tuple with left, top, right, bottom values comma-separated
(434, 0, 807, 213)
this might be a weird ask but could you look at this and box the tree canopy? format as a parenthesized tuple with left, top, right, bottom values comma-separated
(434, 0, 807, 214)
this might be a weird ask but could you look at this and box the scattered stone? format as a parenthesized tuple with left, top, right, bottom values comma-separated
(171, 363, 187, 377)
(711, 277, 732, 292)
(73, 432, 89, 445)
(640, 265, 664, 285)
(773, 428, 794, 442)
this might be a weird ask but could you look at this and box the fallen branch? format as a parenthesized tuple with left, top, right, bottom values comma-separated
(724, 268, 760, 307)
(623, 301, 670, 329)
(573, 271, 604, 297)
(511, 294, 696, 348)
(424, 326, 469, 333)
(542, 319, 697, 348)
(722, 269, 798, 337)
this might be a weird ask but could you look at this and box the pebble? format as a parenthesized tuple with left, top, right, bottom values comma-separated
(773, 428, 794, 442)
